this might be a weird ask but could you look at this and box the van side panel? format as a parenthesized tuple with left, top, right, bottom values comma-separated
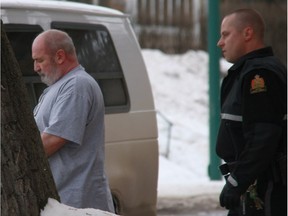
(105, 140, 158, 216)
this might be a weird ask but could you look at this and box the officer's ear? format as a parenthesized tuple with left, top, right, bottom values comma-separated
(243, 26, 253, 41)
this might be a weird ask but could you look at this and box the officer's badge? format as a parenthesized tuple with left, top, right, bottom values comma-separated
(250, 75, 267, 94)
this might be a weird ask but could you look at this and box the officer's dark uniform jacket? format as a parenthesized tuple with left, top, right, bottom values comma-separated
(216, 47, 287, 215)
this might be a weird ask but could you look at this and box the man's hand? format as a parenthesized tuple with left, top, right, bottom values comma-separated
(219, 178, 242, 209)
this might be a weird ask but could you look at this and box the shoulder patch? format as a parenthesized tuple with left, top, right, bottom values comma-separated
(250, 75, 267, 94)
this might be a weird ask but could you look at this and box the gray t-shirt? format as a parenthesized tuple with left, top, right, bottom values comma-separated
(34, 65, 114, 211)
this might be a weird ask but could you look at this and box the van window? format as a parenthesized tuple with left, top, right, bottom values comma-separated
(51, 22, 130, 114)
(4, 23, 130, 114)
(4, 24, 46, 108)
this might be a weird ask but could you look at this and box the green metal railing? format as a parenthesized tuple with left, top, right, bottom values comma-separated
(208, 0, 222, 180)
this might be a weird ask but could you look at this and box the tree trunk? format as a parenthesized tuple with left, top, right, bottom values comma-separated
(1, 21, 60, 216)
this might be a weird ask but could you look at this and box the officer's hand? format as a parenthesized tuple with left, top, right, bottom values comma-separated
(219, 181, 241, 209)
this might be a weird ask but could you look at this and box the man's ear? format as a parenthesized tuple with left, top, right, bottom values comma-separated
(243, 27, 253, 41)
(55, 49, 65, 64)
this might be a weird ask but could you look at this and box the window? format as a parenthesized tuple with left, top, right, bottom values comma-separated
(4, 24, 46, 108)
(4, 23, 130, 114)
(52, 22, 129, 113)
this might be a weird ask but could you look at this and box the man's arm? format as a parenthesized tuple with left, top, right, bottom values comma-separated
(41, 132, 67, 157)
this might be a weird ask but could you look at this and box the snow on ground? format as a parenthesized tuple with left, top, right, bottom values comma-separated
(142, 49, 232, 198)
(41, 198, 118, 216)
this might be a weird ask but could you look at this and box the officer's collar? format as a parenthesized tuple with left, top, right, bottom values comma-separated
(228, 47, 274, 72)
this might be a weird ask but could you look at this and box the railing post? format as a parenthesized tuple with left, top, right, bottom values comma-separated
(208, 0, 222, 180)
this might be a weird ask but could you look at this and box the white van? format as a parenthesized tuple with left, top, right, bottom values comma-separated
(1, 1, 159, 215)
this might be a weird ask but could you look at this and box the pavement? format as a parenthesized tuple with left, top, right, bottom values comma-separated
(157, 194, 227, 216)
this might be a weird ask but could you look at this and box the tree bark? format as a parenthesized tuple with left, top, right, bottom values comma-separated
(1, 21, 60, 216)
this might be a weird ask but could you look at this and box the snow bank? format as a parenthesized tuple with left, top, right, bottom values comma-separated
(41, 198, 119, 216)
(142, 49, 231, 197)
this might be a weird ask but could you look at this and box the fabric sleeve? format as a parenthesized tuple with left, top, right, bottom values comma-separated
(242, 69, 285, 124)
(231, 69, 284, 191)
(44, 80, 92, 145)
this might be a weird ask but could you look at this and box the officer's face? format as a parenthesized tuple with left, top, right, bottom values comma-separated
(217, 14, 246, 63)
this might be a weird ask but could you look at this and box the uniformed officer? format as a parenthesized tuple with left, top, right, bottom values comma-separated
(216, 9, 287, 216)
